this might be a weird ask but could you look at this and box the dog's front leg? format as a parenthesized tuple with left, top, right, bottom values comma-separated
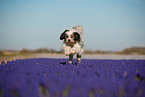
(77, 54, 81, 63)
(70, 48, 75, 55)
(64, 46, 71, 56)
(69, 55, 73, 64)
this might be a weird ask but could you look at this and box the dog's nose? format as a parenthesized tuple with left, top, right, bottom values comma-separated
(68, 39, 71, 42)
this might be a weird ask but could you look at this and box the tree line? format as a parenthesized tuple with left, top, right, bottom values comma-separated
(0, 47, 145, 55)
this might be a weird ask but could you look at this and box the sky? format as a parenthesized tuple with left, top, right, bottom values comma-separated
(0, 0, 145, 51)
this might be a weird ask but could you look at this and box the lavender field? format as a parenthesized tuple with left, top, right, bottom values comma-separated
(0, 58, 145, 97)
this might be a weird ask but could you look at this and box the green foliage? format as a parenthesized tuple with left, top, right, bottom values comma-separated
(0, 50, 4, 55)
(20, 48, 63, 54)
(20, 48, 30, 53)
(118, 47, 145, 54)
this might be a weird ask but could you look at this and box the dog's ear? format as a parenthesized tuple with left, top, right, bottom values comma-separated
(60, 30, 69, 40)
(73, 32, 80, 41)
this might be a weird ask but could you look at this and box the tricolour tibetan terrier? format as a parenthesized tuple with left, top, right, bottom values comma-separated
(60, 25, 84, 63)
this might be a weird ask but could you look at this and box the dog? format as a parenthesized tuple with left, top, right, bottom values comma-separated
(60, 25, 84, 63)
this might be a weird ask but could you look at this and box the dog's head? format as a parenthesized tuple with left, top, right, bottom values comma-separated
(60, 29, 80, 45)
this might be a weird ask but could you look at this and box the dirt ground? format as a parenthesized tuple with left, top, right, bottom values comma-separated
(1, 53, 145, 64)
(36, 53, 145, 60)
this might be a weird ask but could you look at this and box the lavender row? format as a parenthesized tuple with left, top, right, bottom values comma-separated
(0, 58, 145, 97)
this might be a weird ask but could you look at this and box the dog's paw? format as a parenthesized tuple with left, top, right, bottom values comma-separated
(69, 61, 72, 64)
(77, 60, 81, 63)
(77, 58, 81, 63)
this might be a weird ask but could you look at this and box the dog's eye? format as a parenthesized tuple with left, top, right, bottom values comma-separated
(71, 35, 74, 38)
(65, 35, 68, 38)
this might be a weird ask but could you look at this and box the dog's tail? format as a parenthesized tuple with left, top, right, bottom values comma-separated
(72, 25, 83, 35)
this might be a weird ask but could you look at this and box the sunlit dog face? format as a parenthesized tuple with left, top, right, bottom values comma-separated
(60, 29, 80, 46)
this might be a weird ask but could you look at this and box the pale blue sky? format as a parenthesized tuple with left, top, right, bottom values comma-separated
(0, 0, 145, 51)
